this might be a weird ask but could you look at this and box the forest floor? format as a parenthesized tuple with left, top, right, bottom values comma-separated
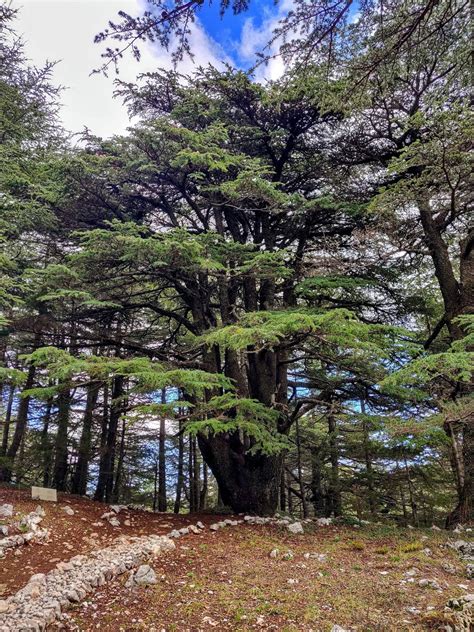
(1, 487, 473, 631)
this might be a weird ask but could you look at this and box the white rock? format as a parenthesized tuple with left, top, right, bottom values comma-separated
(0, 504, 13, 518)
(269, 548, 279, 558)
(169, 530, 180, 538)
(108, 517, 120, 527)
(316, 517, 332, 526)
(418, 578, 441, 590)
(287, 522, 304, 534)
(133, 564, 157, 586)
(431, 525, 441, 531)
(62, 506, 74, 516)
(282, 551, 294, 560)
(110, 505, 121, 514)
(331, 627, 349, 632)
(196, 521, 205, 529)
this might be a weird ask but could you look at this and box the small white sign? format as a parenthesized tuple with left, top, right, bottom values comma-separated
(31, 486, 57, 502)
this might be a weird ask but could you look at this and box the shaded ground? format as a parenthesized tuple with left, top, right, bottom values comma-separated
(0, 486, 225, 597)
(67, 523, 473, 631)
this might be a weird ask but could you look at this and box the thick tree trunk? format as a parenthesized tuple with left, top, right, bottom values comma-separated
(198, 433, 283, 515)
(71, 382, 100, 495)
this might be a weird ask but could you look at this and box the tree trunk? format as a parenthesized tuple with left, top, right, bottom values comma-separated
(104, 376, 124, 503)
(111, 417, 126, 502)
(94, 382, 109, 502)
(71, 382, 100, 495)
(198, 433, 283, 515)
(52, 389, 71, 491)
(174, 419, 184, 514)
(0, 364, 36, 482)
(158, 388, 167, 511)
(310, 448, 326, 517)
(199, 461, 208, 509)
(0, 384, 15, 457)
(40, 398, 53, 487)
(326, 412, 341, 517)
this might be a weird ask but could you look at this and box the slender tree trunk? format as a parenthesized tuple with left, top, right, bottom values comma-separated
(295, 419, 308, 518)
(111, 417, 126, 502)
(40, 399, 53, 487)
(199, 461, 208, 510)
(0, 364, 36, 482)
(0, 384, 15, 457)
(326, 412, 341, 517)
(360, 399, 376, 516)
(105, 376, 124, 503)
(94, 382, 110, 502)
(403, 452, 418, 527)
(52, 389, 71, 491)
(310, 448, 325, 517)
(158, 388, 167, 511)
(279, 466, 286, 512)
(71, 382, 100, 495)
(174, 419, 184, 514)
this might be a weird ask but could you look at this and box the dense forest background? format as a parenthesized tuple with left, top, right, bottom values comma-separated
(0, 0, 472, 526)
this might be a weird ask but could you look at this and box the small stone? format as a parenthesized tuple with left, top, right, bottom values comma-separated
(418, 578, 441, 590)
(108, 517, 120, 527)
(431, 525, 441, 531)
(169, 530, 180, 538)
(209, 524, 219, 531)
(269, 548, 279, 558)
(287, 522, 304, 534)
(0, 504, 13, 518)
(331, 627, 349, 632)
(442, 562, 457, 575)
(466, 564, 474, 579)
(282, 550, 294, 560)
(0, 526, 8, 537)
(134, 564, 157, 586)
(62, 506, 74, 516)
(196, 521, 205, 529)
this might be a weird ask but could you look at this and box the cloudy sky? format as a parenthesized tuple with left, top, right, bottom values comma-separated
(13, 0, 286, 138)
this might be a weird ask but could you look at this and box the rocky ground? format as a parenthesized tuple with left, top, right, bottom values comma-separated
(1, 487, 473, 631)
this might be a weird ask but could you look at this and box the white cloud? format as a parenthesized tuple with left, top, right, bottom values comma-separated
(14, 0, 233, 138)
(237, 0, 293, 82)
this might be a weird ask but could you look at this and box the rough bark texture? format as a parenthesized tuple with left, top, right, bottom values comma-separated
(71, 382, 100, 495)
(198, 433, 283, 515)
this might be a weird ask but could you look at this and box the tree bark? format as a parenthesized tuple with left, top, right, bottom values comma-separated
(158, 388, 167, 511)
(174, 418, 184, 514)
(0, 384, 15, 457)
(52, 389, 71, 491)
(198, 433, 284, 515)
(0, 364, 36, 482)
(71, 382, 100, 495)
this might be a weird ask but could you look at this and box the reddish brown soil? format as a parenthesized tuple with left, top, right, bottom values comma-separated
(0, 486, 227, 597)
